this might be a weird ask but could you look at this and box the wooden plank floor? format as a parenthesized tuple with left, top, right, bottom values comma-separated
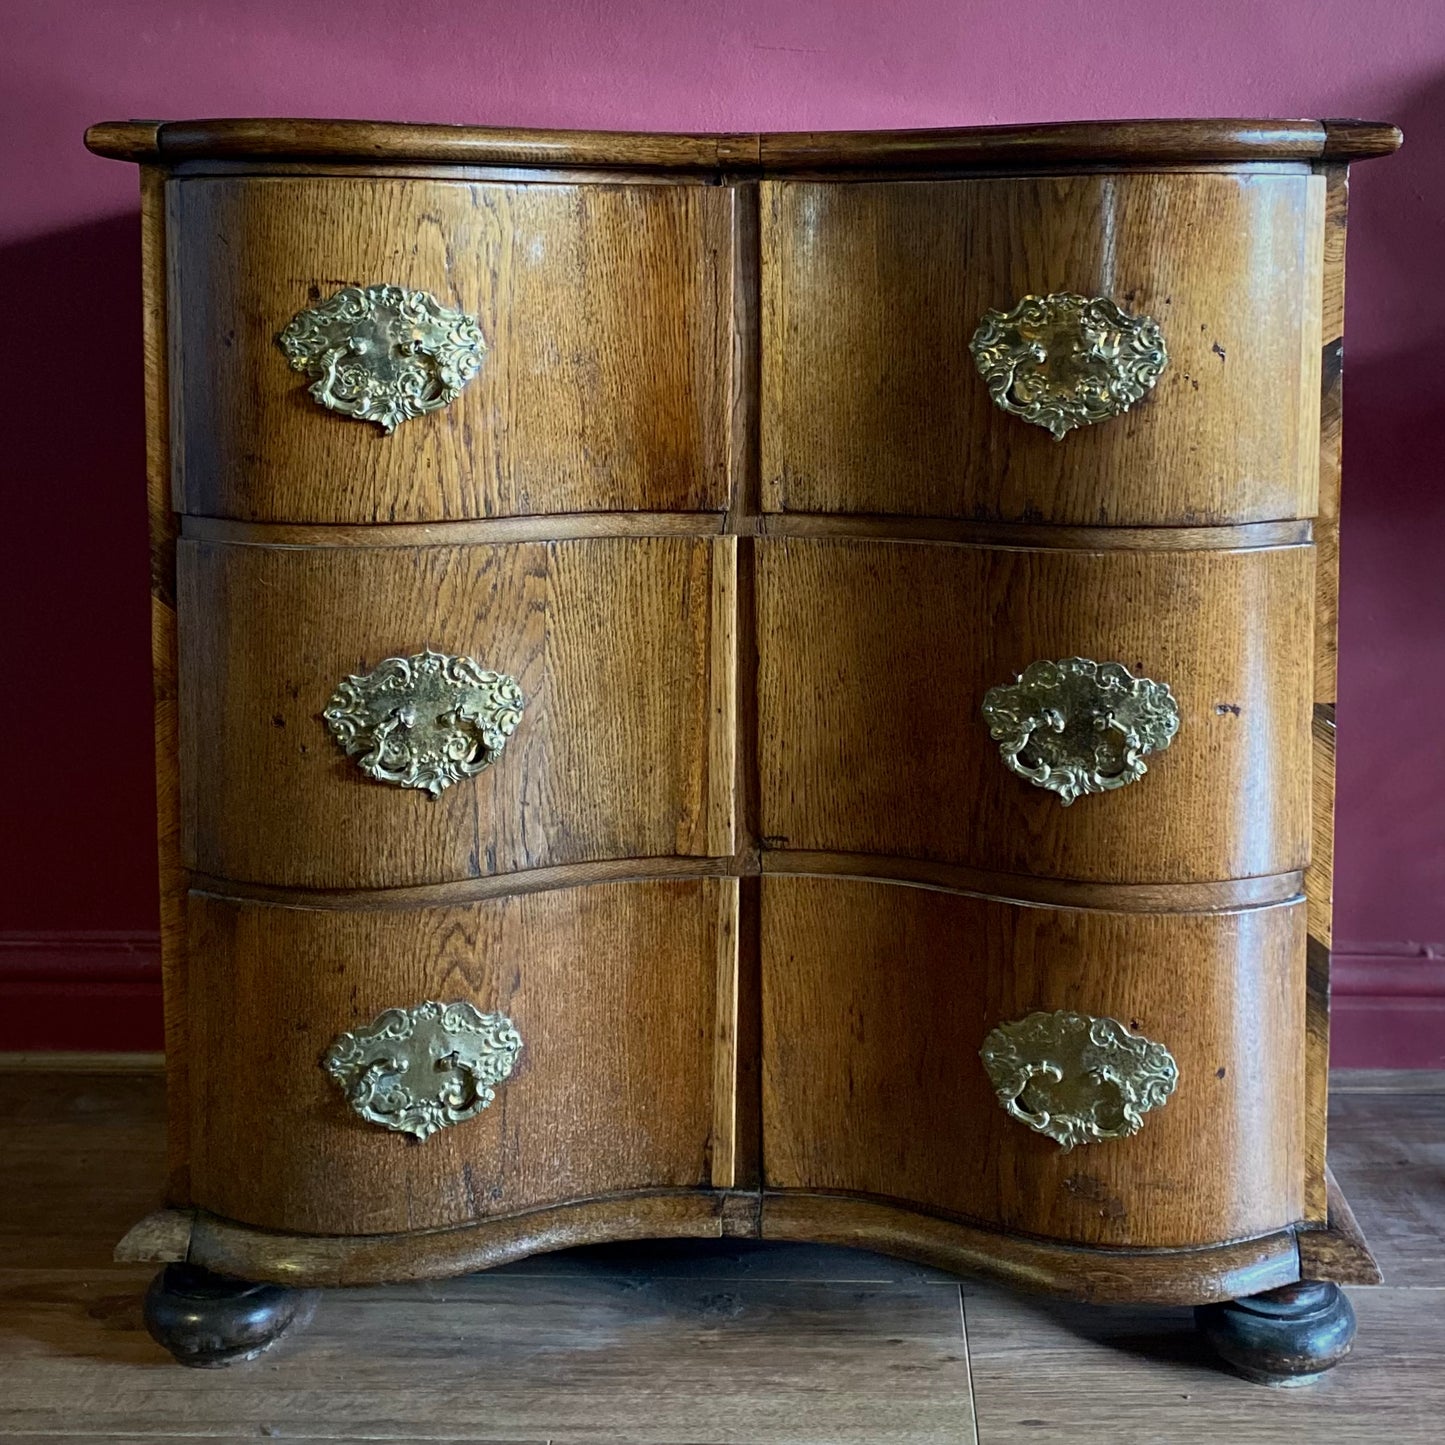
(2, 1067, 1442, 1443)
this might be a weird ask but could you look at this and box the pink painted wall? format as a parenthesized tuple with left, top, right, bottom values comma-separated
(4, 1, 1443, 1060)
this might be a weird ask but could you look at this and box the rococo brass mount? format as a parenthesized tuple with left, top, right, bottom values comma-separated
(981, 657, 1179, 805)
(323, 649, 524, 799)
(969, 292, 1168, 438)
(277, 284, 485, 432)
(323, 1001, 524, 1141)
(980, 1010, 1179, 1150)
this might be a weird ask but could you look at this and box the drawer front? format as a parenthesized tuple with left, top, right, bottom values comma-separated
(757, 538, 1312, 883)
(762, 173, 1323, 524)
(169, 177, 733, 522)
(188, 879, 731, 1234)
(762, 877, 1304, 1248)
(179, 536, 734, 888)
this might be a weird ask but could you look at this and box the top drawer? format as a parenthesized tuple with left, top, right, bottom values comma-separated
(762, 173, 1324, 525)
(167, 177, 734, 522)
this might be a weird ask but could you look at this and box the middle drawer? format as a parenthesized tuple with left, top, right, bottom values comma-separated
(757, 536, 1313, 884)
(178, 535, 735, 889)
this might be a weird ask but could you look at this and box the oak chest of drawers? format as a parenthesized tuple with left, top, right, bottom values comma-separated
(87, 115, 1399, 1381)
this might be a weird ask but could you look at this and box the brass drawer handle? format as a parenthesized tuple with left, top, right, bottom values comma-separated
(980, 1010, 1178, 1151)
(324, 1001, 523, 1141)
(969, 292, 1167, 438)
(323, 649, 523, 799)
(277, 284, 485, 432)
(982, 657, 1178, 805)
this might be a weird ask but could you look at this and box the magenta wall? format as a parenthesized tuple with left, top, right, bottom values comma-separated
(4, 1, 1443, 1061)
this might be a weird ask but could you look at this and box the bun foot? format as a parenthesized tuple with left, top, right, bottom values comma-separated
(1196, 1280, 1356, 1386)
(143, 1263, 319, 1367)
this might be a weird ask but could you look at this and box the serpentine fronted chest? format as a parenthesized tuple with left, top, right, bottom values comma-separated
(86, 115, 1399, 1381)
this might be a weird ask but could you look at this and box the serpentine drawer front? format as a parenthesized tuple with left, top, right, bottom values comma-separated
(186, 881, 731, 1236)
(168, 177, 734, 522)
(762, 173, 1324, 523)
(177, 536, 735, 888)
(88, 116, 1400, 1375)
(758, 536, 1313, 882)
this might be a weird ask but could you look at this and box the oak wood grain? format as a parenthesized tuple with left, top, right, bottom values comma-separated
(761, 877, 1305, 1249)
(169, 176, 734, 521)
(178, 537, 733, 888)
(758, 537, 1314, 884)
(761, 1195, 1300, 1306)
(183, 512, 730, 547)
(710, 880, 741, 1187)
(761, 852, 1304, 913)
(1315, 164, 1350, 702)
(1304, 704, 1338, 1220)
(184, 1195, 741, 1284)
(758, 513, 1313, 550)
(85, 115, 1403, 170)
(140, 167, 190, 1205)
(962, 1285, 1441, 1445)
(1296, 1167, 1383, 1285)
(186, 880, 728, 1235)
(762, 173, 1325, 524)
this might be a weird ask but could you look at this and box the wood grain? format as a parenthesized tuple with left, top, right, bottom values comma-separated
(759, 513, 1313, 550)
(710, 879, 741, 1187)
(1316, 163, 1350, 702)
(85, 115, 1403, 170)
(1296, 1167, 1383, 1285)
(178, 537, 733, 888)
(184, 512, 730, 546)
(761, 876, 1306, 1248)
(762, 173, 1325, 524)
(139, 167, 191, 1205)
(185, 1195, 742, 1284)
(3, 1268, 979, 1445)
(762, 851, 1304, 913)
(962, 1285, 1442, 1445)
(761, 1195, 1300, 1306)
(762, 119, 1401, 171)
(186, 880, 728, 1235)
(169, 176, 734, 521)
(136, 1196, 1299, 1305)
(1304, 704, 1337, 1220)
(758, 537, 1314, 884)
(1329, 1087, 1445, 1285)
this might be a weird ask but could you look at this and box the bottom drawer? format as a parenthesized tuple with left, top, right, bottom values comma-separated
(761, 877, 1304, 1249)
(187, 878, 734, 1235)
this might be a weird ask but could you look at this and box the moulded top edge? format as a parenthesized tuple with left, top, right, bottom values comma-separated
(83, 116, 1402, 173)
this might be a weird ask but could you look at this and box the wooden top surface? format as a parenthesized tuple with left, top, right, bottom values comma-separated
(85, 117, 1401, 173)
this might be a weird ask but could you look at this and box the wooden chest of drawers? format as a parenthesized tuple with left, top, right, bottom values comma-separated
(87, 116, 1398, 1381)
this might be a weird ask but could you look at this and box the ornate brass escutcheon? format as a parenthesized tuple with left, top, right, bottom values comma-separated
(277, 284, 485, 432)
(323, 1001, 523, 1141)
(323, 649, 523, 799)
(981, 657, 1179, 805)
(969, 292, 1167, 438)
(980, 1010, 1179, 1151)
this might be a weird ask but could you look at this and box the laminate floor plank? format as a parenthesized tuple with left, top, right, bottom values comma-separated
(1, 1269, 977, 1444)
(1327, 1089, 1445, 1283)
(961, 1285, 1445, 1445)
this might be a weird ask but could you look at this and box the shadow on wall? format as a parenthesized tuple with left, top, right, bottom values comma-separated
(0, 214, 156, 932)
(1332, 72, 1445, 953)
